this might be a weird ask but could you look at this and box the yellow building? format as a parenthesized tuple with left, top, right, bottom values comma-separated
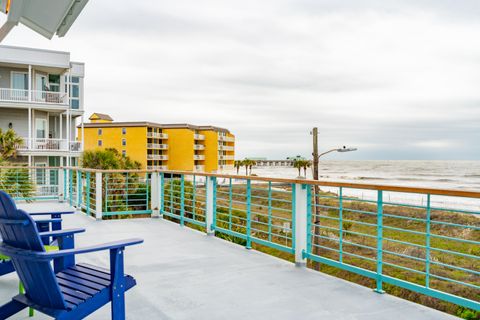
(78, 114, 235, 172)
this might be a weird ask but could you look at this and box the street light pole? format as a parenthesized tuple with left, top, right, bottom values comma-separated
(310, 128, 357, 271)
(311, 127, 320, 270)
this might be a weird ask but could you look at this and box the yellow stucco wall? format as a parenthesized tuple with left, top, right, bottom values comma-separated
(201, 130, 218, 172)
(78, 126, 147, 168)
(163, 128, 194, 171)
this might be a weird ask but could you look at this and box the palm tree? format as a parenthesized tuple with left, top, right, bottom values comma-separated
(302, 160, 311, 177)
(293, 159, 311, 178)
(234, 160, 242, 175)
(81, 148, 141, 169)
(293, 160, 302, 177)
(243, 159, 256, 175)
(0, 128, 23, 161)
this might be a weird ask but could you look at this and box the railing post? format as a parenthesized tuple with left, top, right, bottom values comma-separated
(76, 170, 82, 208)
(180, 175, 185, 226)
(246, 179, 252, 249)
(294, 183, 309, 267)
(151, 172, 160, 218)
(58, 168, 65, 202)
(95, 172, 103, 221)
(205, 176, 216, 235)
(425, 194, 431, 288)
(374, 190, 385, 294)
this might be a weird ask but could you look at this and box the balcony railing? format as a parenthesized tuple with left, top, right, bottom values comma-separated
(16, 138, 82, 152)
(147, 132, 168, 139)
(147, 165, 168, 170)
(218, 145, 234, 151)
(193, 144, 205, 150)
(194, 165, 205, 171)
(147, 154, 168, 160)
(3, 166, 479, 314)
(194, 155, 205, 160)
(0, 88, 67, 105)
(218, 136, 235, 142)
(194, 134, 205, 140)
(147, 143, 168, 150)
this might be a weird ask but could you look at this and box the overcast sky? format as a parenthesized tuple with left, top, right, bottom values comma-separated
(2, 0, 480, 160)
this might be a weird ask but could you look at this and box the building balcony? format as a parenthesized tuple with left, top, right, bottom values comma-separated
(218, 155, 234, 161)
(147, 165, 168, 170)
(147, 154, 168, 160)
(194, 133, 205, 140)
(16, 138, 82, 153)
(194, 155, 205, 160)
(0, 88, 68, 107)
(147, 143, 168, 150)
(194, 165, 205, 172)
(147, 132, 168, 139)
(218, 136, 235, 142)
(218, 145, 234, 151)
(193, 144, 205, 150)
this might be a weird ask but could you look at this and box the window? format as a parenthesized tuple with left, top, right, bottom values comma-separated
(122, 150, 126, 157)
(98, 129, 102, 135)
(35, 118, 47, 139)
(122, 128, 127, 135)
(11, 72, 28, 90)
(98, 140, 102, 146)
(66, 76, 81, 109)
(36, 164, 46, 185)
(122, 139, 126, 146)
(48, 74, 60, 92)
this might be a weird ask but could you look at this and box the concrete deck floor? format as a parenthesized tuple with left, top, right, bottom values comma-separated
(1, 210, 457, 319)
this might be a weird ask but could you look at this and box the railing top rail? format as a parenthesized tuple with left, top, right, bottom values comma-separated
(1, 166, 479, 198)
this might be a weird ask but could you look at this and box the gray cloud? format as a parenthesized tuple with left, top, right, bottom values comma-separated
(2, 0, 480, 160)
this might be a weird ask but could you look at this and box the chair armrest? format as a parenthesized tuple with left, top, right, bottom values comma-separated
(29, 211, 75, 216)
(38, 228, 85, 238)
(34, 218, 62, 224)
(0, 238, 144, 261)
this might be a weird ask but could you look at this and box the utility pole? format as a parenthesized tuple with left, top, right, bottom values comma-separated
(311, 127, 320, 271)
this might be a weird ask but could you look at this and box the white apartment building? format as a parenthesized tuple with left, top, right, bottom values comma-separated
(0, 45, 85, 169)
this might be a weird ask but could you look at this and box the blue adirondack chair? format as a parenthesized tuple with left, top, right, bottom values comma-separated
(0, 191, 143, 319)
(0, 215, 68, 277)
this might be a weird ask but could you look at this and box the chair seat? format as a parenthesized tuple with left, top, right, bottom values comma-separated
(13, 263, 136, 318)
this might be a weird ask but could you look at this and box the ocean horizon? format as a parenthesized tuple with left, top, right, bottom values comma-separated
(222, 160, 480, 212)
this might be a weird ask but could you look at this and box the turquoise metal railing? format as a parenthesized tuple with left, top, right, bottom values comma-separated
(161, 173, 207, 228)
(307, 186, 480, 311)
(0, 166, 60, 201)
(1, 166, 478, 312)
(214, 178, 295, 254)
(103, 172, 151, 216)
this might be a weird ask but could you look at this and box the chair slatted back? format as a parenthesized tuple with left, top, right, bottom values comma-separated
(0, 191, 67, 310)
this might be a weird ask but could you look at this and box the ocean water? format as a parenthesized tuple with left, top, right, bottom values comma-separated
(224, 161, 480, 212)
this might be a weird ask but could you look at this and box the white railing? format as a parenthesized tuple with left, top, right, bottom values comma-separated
(70, 141, 82, 152)
(147, 154, 168, 160)
(194, 144, 205, 150)
(147, 165, 168, 170)
(15, 138, 82, 152)
(224, 155, 235, 160)
(147, 132, 168, 139)
(194, 134, 205, 140)
(218, 145, 234, 151)
(147, 143, 168, 149)
(0, 88, 67, 105)
(218, 136, 235, 142)
(194, 155, 205, 160)
(194, 165, 205, 171)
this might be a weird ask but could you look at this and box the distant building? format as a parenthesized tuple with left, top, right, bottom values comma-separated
(0, 45, 85, 169)
(78, 114, 235, 172)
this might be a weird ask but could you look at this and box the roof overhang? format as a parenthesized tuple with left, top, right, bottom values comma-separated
(0, 0, 89, 42)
